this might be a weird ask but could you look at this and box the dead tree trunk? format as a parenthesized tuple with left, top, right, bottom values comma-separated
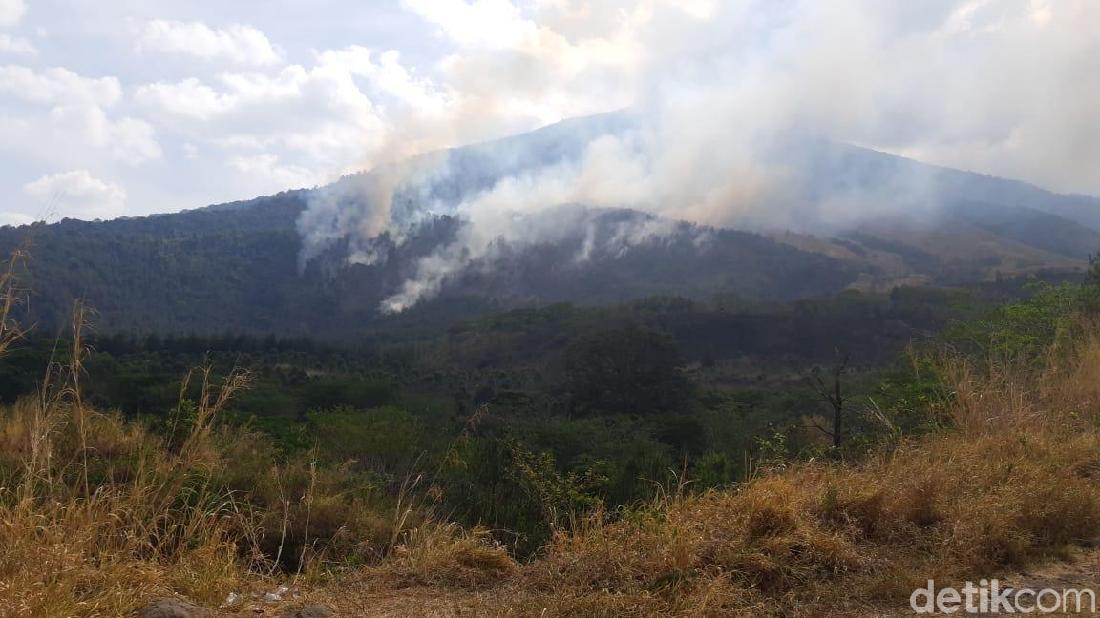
(811, 350, 849, 449)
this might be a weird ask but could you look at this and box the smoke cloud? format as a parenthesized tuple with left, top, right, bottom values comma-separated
(296, 0, 1100, 312)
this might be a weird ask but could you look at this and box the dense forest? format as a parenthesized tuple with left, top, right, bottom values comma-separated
(0, 268, 1077, 555)
(0, 203, 862, 337)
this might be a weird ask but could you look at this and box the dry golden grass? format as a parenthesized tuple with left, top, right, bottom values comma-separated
(0, 369, 514, 616)
(0, 362, 257, 616)
(290, 328, 1100, 617)
(0, 263, 236, 615)
(0, 353, 515, 617)
(354, 524, 518, 591)
(0, 267, 491, 615)
(443, 330, 1100, 616)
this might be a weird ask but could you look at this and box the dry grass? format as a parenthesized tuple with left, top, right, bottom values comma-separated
(0, 354, 512, 616)
(300, 327, 1100, 616)
(357, 524, 518, 590)
(0, 253, 482, 615)
(0, 354, 258, 615)
(0, 360, 505, 616)
(451, 329, 1100, 616)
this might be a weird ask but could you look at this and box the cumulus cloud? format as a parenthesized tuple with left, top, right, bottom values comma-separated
(0, 65, 120, 106)
(135, 77, 235, 120)
(0, 0, 24, 28)
(24, 170, 127, 220)
(0, 65, 160, 165)
(138, 20, 281, 66)
(404, 0, 537, 49)
(229, 153, 318, 189)
(0, 34, 34, 55)
(135, 45, 455, 201)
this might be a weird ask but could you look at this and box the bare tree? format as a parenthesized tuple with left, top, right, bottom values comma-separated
(809, 349, 850, 449)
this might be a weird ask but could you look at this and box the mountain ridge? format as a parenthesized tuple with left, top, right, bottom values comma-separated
(2, 112, 1097, 336)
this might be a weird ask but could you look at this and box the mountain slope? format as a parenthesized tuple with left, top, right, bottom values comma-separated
(0, 204, 857, 336)
(2, 112, 1097, 336)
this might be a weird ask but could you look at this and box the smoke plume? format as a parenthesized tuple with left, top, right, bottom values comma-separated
(296, 0, 1100, 312)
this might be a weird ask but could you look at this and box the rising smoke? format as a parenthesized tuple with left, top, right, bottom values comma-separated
(296, 0, 1100, 313)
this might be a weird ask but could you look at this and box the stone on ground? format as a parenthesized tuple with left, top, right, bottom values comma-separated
(135, 597, 208, 618)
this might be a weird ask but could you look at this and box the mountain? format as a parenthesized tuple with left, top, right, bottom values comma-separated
(2, 112, 1097, 337)
(0, 202, 856, 337)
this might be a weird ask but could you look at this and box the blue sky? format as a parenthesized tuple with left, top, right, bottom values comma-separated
(1, 0, 1098, 225)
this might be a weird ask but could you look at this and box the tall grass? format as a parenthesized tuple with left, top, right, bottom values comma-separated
(0, 254, 514, 616)
(0, 313, 258, 613)
(477, 326, 1100, 615)
(0, 352, 516, 614)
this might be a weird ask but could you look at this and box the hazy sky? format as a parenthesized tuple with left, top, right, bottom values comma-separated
(1, 0, 1098, 224)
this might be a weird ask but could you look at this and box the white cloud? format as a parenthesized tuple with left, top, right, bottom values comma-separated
(47, 104, 161, 164)
(24, 170, 127, 220)
(0, 0, 25, 28)
(2, 0, 1099, 227)
(229, 153, 320, 189)
(403, 0, 536, 49)
(137, 20, 281, 66)
(0, 64, 160, 164)
(134, 77, 235, 119)
(134, 45, 456, 191)
(0, 34, 34, 55)
(0, 211, 34, 226)
(137, 46, 447, 127)
(136, 62, 378, 180)
(0, 65, 120, 106)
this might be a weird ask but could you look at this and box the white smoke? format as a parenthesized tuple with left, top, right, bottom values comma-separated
(295, 150, 453, 267)
(296, 0, 1100, 312)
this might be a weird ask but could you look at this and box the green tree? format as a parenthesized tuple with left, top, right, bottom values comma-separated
(565, 325, 691, 416)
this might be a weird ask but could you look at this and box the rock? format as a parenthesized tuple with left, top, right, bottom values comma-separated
(135, 597, 208, 618)
(264, 585, 291, 602)
(220, 591, 243, 608)
(277, 605, 335, 618)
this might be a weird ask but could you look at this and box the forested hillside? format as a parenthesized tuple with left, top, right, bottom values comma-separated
(2, 113, 1098, 338)
(0, 200, 858, 336)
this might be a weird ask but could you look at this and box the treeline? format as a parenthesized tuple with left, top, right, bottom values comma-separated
(0, 276, 1059, 552)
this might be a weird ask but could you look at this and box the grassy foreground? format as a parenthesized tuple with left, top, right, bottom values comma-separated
(4, 311, 1100, 614)
(481, 344, 1100, 615)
